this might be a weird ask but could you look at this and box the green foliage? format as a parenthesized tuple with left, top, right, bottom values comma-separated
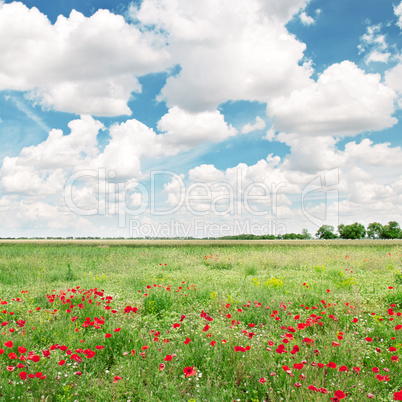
(382, 221, 401, 239)
(338, 222, 366, 239)
(65, 263, 74, 281)
(367, 222, 383, 239)
(316, 225, 337, 239)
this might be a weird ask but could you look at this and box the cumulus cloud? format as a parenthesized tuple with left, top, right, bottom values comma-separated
(343, 139, 402, 167)
(241, 116, 266, 134)
(267, 61, 397, 136)
(385, 63, 402, 108)
(259, 0, 311, 24)
(132, 0, 312, 112)
(157, 106, 237, 147)
(0, 2, 170, 116)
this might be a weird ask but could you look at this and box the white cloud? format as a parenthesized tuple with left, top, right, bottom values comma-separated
(343, 138, 402, 167)
(385, 63, 402, 108)
(157, 106, 237, 147)
(358, 24, 390, 64)
(277, 134, 345, 173)
(259, 0, 311, 24)
(395, 1, 402, 29)
(133, 0, 312, 112)
(241, 116, 266, 134)
(267, 61, 397, 136)
(0, 3, 170, 116)
(299, 11, 315, 25)
(366, 50, 391, 63)
(0, 195, 94, 236)
(0, 115, 104, 195)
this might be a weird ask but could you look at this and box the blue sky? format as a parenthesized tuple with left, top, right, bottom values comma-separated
(0, 0, 401, 238)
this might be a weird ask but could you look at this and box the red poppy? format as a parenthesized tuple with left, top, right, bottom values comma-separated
(394, 390, 402, 400)
(113, 376, 122, 383)
(183, 366, 196, 377)
(58, 360, 66, 366)
(259, 377, 266, 383)
(18, 346, 27, 354)
(366, 337, 373, 342)
(184, 337, 191, 345)
(159, 363, 165, 371)
(164, 355, 172, 362)
(4, 341, 13, 348)
(334, 390, 346, 399)
(19, 371, 27, 380)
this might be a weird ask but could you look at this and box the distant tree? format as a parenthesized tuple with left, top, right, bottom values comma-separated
(301, 228, 312, 240)
(382, 221, 401, 239)
(316, 225, 337, 239)
(338, 222, 366, 239)
(282, 233, 298, 240)
(367, 222, 383, 239)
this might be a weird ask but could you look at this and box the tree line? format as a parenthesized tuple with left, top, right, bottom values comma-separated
(316, 221, 402, 240)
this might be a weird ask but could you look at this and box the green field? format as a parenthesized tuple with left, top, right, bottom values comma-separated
(0, 241, 401, 401)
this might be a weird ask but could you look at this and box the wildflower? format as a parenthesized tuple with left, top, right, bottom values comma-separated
(259, 377, 266, 384)
(183, 366, 196, 377)
(334, 390, 346, 399)
(159, 363, 165, 371)
(19, 372, 27, 380)
(113, 376, 122, 383)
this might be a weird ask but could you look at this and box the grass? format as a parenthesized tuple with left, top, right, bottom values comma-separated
(0, 242, 401, 401)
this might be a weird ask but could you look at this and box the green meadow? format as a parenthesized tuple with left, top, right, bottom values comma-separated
(0, 240, 401, 401)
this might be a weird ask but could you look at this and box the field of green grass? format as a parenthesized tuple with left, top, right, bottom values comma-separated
(0, 241, 401, 401)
